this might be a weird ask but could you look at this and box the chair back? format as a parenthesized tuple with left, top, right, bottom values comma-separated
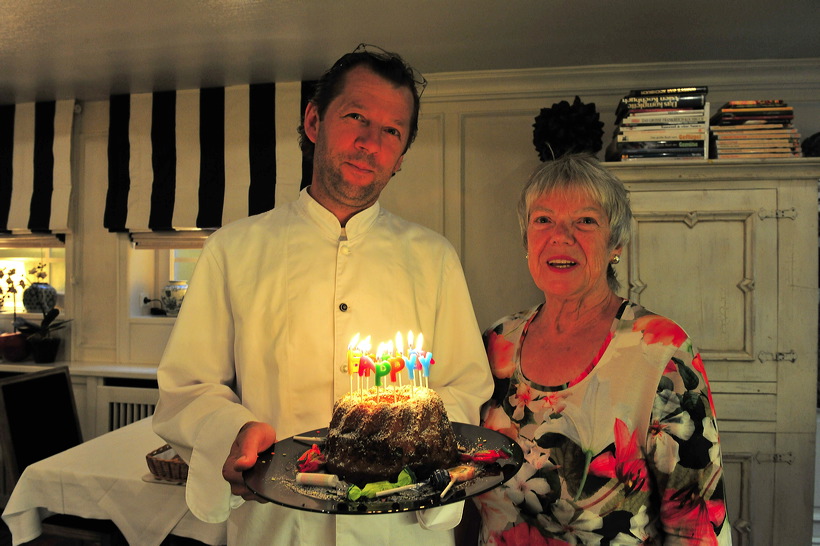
(0, 366, 83, 487)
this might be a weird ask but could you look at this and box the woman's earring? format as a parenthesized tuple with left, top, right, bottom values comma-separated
(611, 255, 621, 265)
(525, 253, 529, 260)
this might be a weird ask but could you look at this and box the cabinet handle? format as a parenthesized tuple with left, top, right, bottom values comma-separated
(756, 350, 796, 363)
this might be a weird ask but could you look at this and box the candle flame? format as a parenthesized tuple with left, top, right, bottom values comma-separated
(358, 336, 372, 353)
(348, 332, 360, 349)
(415, 333, 424, 352)
(395, 332, 403, 354)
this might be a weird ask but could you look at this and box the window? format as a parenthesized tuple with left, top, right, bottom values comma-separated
(0, 247, 65, 314)
(128, 231, 210, 316)
(152, 248, 201, 293)
(171, 249, 200, 284)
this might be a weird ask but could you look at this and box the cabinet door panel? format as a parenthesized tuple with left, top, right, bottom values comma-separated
(625, 188, 777, 383)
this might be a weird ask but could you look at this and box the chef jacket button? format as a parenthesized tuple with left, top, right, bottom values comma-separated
(339, 303, 348, 312)
(341, 245, 351, 255)
(341, 364, 348, 373)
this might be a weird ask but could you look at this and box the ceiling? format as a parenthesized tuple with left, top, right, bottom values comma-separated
(1, 0, 819, 105)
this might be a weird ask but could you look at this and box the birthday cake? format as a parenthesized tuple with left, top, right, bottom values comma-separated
(324, 385, 459, 486)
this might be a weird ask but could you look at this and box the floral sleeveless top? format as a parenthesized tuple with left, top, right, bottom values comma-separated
(474, 301, 732, 545)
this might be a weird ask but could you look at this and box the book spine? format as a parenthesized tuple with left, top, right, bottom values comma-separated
(713, 119, 791, 126)
(618, 132, 706, 142)
(710, 123, 787, 131)
(714, 140, 797, 149)
(621, 115, 707, 126)
(621, 156, 705, 161)
(712, 130, 798, 138)
(628, 86, 708, 97)
(718, 107, 793, 113)
(620, 94, 706, 111)
(723, 100, 786, 108)
(620, 140, 705, 150)
(621, 123, 707, 131)
(621, 148, 706, 160)
(716, 152, 801, 159)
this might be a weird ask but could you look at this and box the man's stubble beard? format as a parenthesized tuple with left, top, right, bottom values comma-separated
(315, 150, 388, 209)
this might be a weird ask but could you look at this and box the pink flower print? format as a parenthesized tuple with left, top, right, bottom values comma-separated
(475, 488, 520, 539)
(522, 437, 556, 471)
(509, 381, 538, 420)
(661, 483, 726, 544)
(489, 331, 516, 379)
(540, 391, 568, 418)
(483, 405, 519, 441)
(588, 418, 649, 496)
(633, 315, 688, 347)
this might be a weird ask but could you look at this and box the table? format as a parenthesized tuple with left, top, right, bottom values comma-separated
(1, 417, 227, 546)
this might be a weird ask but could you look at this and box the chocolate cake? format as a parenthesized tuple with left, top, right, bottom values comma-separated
(324, 385, 459, 485)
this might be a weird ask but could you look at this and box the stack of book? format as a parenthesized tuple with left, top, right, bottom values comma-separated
(709, 100, 802, 159)
(608, 86, 709, 161)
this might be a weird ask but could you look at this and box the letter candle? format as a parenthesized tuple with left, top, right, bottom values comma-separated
(374, 360, 391, 387)
(415, 333, 434, 389)
(345, 331, 433, 397)
(347, 333, 361, 396)
(391, 332, 405, 388)
(406, 352, 417, 386)
(419, 352, 433, 389)
(359, 355, 375, 394)
(389, 356, 405, 384)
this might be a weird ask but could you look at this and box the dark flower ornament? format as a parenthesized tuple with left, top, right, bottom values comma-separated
(533, 96, 604, 161)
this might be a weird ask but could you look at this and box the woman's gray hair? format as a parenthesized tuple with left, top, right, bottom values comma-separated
(517, 153, 633, 291)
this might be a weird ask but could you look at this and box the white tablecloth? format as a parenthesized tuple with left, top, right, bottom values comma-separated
(1, 416, 227, 546)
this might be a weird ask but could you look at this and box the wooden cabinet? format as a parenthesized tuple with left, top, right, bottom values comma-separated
(607, 159, 819, 546)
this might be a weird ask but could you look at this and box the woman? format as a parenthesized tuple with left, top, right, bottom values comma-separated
(471, 154, 731, 544)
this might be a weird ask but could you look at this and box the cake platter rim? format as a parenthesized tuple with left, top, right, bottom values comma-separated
(242, 422, 524, 515)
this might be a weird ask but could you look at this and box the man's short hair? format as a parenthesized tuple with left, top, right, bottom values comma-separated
(297, 44, 425, 161)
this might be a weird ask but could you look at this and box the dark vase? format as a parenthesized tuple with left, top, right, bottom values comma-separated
(30, 337, 61, 363)
(0, 332, 31, 362)
(23, 283, 58, 314)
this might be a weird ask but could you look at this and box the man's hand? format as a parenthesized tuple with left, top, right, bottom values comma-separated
(221, 421, 276, 501)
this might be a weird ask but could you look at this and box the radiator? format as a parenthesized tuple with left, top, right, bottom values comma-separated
(95, 385, 159, 434)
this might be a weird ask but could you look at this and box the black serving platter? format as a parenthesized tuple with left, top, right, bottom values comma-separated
(243, 423, 523, 515)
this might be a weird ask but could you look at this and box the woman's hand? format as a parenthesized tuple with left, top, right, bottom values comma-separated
(221, 421, 276, 501)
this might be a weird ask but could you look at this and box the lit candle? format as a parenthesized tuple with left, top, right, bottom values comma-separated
(347, 333, 361, 395)
(419, 351, 433, 388)
(374, 360, 391, 387)
(415, 333, 433, 388)
(389, 356, 405, 383)
(406, 352, 417, 383)
(394, 332, 405, 387)
(359, 355, 375, 378)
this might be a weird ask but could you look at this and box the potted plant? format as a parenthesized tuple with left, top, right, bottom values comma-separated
(15, 308, 73, 363)
(0, 267, 31, 361)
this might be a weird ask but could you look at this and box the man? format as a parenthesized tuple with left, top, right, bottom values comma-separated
(153, 45, 492, 544)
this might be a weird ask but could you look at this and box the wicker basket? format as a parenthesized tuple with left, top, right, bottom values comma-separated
(146, 444, 189, 482)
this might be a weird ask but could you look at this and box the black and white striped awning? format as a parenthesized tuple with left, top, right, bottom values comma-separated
(104, 83, 279, 233)
(0, 100, 75, 236)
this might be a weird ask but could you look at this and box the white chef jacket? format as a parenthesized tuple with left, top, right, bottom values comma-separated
(153, 188, 493, 545)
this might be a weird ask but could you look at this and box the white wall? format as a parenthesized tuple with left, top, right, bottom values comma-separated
(69, 58, 820, 363)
